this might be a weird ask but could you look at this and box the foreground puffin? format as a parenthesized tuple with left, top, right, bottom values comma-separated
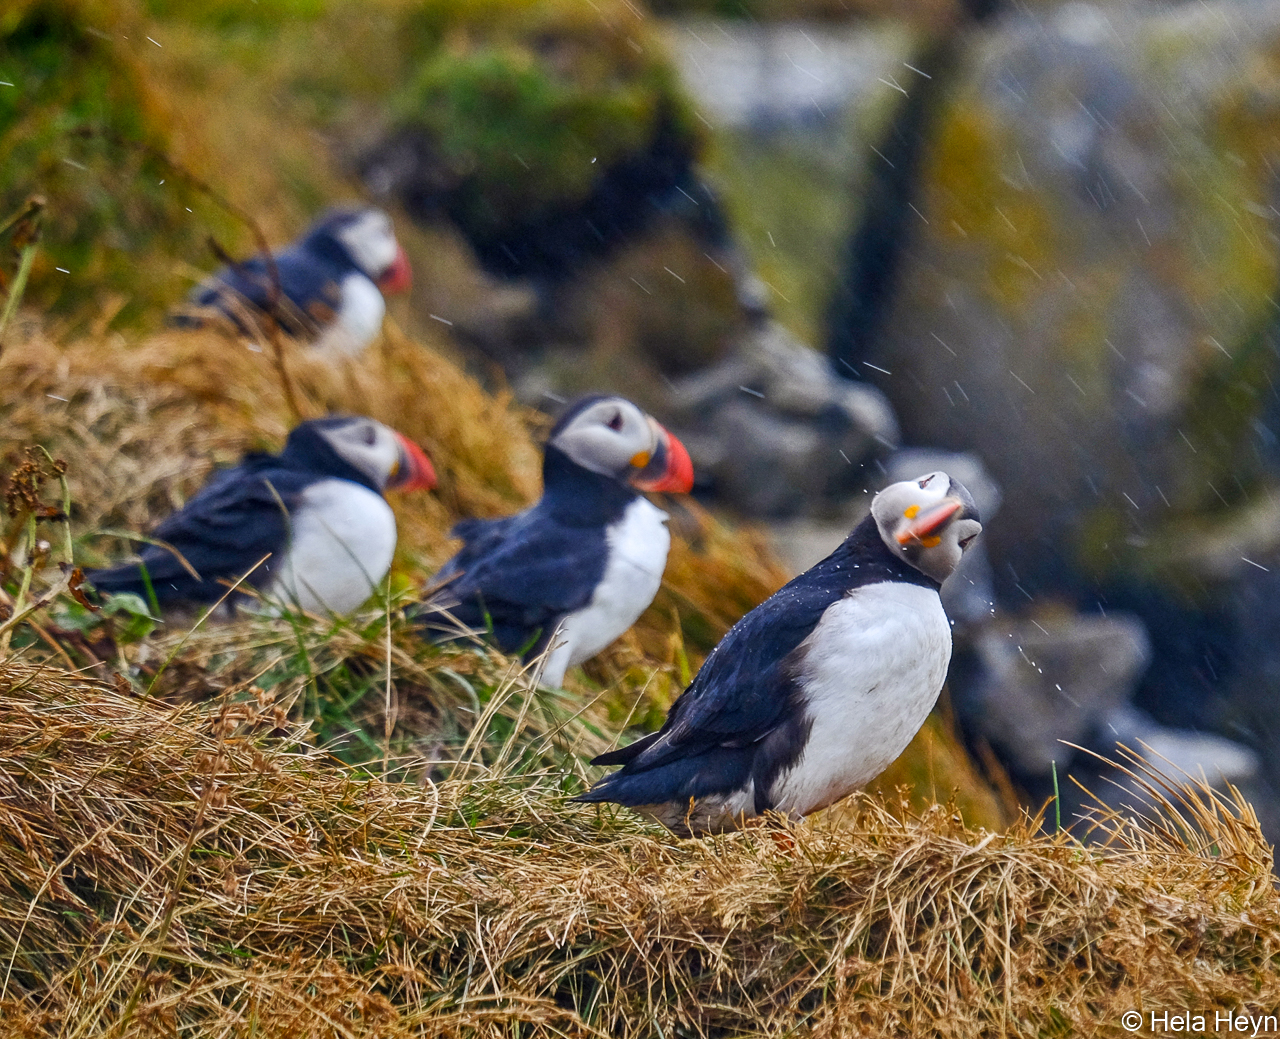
(171, 206, 412, 355)
(575, 471, 982, 835)
(421, 395, 694, 687)
(88, 416, 435, 616)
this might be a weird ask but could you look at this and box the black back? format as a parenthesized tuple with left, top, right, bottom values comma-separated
(423, 440, 640, 656)
(576, 512, 937, 810)
(179, 211, 368, 333)
(87, 418, 375, 606)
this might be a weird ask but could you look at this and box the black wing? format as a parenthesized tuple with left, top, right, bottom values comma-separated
(186, 245, 343, 331)
(424, 506, 609, 655)
(87, 467, 309, 606)
(577, 567, 850, 806)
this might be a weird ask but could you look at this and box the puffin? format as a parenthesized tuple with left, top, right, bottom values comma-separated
(171, 206, 412, 355)
(421, 395, 694, 687)
(87, 416, 436, 617)
(574, 471, 982, 835)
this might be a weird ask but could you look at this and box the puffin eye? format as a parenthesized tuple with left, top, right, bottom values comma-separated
(606, 412, 624, 432)
(959, 534, 977, 550)
(918, 475, 934, 489)
(362, 426, 377, 446)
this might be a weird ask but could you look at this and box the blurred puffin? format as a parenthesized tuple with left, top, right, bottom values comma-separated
(421, 395, 694, 687)
(88, 416, 435, 617)
(575, 471, 982, 835)
(171, 206, 412, 355)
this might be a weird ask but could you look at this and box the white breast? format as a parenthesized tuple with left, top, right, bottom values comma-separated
(540, 497, 671, 687)
(311, 274, 385, 356)
(264, 478, 397, 616)
(768, 581, 951, 817)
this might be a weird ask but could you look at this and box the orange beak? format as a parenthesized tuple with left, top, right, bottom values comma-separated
(896, 498, 963, 546)
(377, 244, 412, 295)
(389, 433, 436, 492)
(630, 423, 695, 494)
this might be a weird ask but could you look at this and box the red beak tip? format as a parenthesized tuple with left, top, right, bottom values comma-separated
(900, 499, 963, 542)
(378, 244, 412, 295)
(636, 429, 694, 494)
(394, 433, 437, 492)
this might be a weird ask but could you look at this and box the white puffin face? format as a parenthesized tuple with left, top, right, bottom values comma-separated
(335, 209, 399, 279)
(546, 395, 695, 492)
(871, 471, 983, 585)
(550, 398, 661, 478)
(314, 417, 436, 492)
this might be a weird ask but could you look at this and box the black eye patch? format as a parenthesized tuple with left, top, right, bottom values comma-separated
(607, 412, 624, 432)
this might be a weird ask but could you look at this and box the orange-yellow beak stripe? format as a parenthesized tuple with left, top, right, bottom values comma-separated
(896, 498, 962, 545)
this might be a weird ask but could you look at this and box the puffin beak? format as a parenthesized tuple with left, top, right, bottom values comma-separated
(388, 433, 437, 492)
(896, 497, 963, 547)
(377, 244, 412, 295)
(630, 420, 695, 494)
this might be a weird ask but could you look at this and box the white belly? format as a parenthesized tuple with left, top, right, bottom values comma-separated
(311, 274, 385, 356)
(769, 581, 952, 817)
(265, 479, 397, 616)
(541, 498, 671, 686)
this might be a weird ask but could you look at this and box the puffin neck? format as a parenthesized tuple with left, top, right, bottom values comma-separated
(822, 512, 941, 591)
(540, 444, 639, 526)
(301, 230, 358, 274)
(279, 428, 380, 492)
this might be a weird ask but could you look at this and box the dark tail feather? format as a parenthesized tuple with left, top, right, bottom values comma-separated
(166, 308, 211, 329)
(573, 745, 753, 807)
(589, 730, 661, 767)
(83, 566, 148, 598)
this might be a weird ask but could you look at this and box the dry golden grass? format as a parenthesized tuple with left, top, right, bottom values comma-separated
(1, 319, 538, 567)
(0, 312, 1018, 841)
(0, 659, 1274, 1038)
(0, 317, 784, 627)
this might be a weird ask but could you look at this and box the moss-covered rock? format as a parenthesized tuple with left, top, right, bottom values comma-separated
(383, 0, 700, 240)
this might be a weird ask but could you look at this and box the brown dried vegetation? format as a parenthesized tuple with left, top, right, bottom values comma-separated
(0, 662, 1274, 1037)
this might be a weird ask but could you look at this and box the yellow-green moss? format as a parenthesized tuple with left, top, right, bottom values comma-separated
(0, 0, 220, 322)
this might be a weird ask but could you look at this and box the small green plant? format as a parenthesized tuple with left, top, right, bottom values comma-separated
(52, 590, 158, 644)
(0, 195, 43, 356)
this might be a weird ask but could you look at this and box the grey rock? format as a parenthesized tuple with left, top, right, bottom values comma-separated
(967, 612, 1151, 776)
(851, 0, 1280, 601)
(1098, 705, 1260, 785)
(664, 320, 898, 516)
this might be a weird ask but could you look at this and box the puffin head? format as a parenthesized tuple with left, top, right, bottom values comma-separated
(871, 471, 982, 585)
(547, 395, 694, 494)
(295, 416, 436, 493)
(309, 206, 412, 294)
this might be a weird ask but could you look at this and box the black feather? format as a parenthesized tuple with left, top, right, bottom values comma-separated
(87, 418, 380, 607)
(172, 209, 374, 336)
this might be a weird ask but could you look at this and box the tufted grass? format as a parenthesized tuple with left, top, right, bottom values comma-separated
(0, 660, 1273, 1037)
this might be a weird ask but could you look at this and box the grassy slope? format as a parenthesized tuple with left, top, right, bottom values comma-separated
(0, 311, 1001, 819)
(0, 664, 1274, 1037)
